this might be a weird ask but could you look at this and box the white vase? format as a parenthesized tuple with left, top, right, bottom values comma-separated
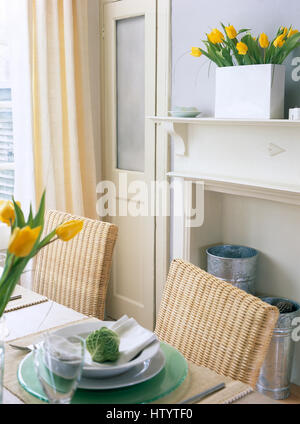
(215, 64, 285, 119)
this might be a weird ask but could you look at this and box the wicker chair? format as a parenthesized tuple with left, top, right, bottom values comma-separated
(155, 259, 279, 387)
(33, 210, 118, 319)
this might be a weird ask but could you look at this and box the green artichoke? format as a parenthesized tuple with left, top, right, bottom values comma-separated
(86, 327, 120, 363)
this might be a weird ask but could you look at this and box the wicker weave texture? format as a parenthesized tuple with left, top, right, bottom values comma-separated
(33, 210, 118, 319)
(155, 259, 279, 387)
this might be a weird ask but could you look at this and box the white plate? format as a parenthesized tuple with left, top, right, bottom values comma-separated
(51, 321, 160, 379)
(78, 348, 165, 390)
(169, 110, 201, 118)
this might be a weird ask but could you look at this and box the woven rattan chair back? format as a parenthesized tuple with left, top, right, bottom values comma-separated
(33, 210, 118, 319)
(155, 259, 279, 387)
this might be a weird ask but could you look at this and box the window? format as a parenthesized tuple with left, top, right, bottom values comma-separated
(0, 0, 14, 200)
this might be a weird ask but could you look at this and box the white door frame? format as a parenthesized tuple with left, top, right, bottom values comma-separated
(99, 0, 171, 324)
(154, 0, 171, 317)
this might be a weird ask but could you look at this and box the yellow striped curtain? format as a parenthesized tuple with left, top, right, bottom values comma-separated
(31, 0, 97, 218)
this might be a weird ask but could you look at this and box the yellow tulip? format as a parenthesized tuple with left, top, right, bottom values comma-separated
(225, 25, 237, 39)
(8, 226, 41, 257)
(281, 27, 288, 37)
(259, 33, 269, 48)
(0, 200, 15, 226)
(273, 34, 285, 48)
(288, 28, 299, 38)
(56, 220, 83, 242)
(236, 41, 248, 55)
(207, 28, 224, 44)
(190, 47, 202, 57)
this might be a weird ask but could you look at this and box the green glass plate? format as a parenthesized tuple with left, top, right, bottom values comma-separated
(17, 342, 188, 404)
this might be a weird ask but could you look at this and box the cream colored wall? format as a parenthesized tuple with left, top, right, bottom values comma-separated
(190, 191, 300, 384)
(221, 195, 300, 301)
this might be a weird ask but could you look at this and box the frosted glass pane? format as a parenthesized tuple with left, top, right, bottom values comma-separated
(116, 16, 145, 172)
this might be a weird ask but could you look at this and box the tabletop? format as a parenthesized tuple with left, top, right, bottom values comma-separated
(2, 296, 279, 405)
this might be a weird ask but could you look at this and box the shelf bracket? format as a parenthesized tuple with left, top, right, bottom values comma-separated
(162, 122, 187, 155)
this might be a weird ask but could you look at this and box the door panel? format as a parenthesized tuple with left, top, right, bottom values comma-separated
(103, 0, 156, 329)
(116, 15, 145, 172)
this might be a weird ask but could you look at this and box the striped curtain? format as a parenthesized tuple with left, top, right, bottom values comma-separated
(30, 0, 97, 218)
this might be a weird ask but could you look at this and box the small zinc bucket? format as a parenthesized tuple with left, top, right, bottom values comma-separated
(256, 297, 300, 400)
(206, 244, 259, 295)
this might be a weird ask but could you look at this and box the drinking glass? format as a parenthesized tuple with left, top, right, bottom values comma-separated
(0, 253, 6, 270)
(0, 316, 6, 405)
(34, 334, 85, 404)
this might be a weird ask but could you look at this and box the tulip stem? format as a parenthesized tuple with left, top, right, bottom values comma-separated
(7, 255, 15, 276)
(38, 237, 59, 251)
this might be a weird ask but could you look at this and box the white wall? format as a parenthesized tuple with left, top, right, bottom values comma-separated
(190, 191, 300, 385)
(172, 0, 300, 118)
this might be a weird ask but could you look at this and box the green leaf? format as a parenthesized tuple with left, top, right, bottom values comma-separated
(200, 46, 224, 67)
(238, 28, 251, 35)
(220, 23, 241, 65)
(243, 54, 252, 65)
(0, 254, 14, 286)
(221, 48, 234, 66)
(32, 190, 46, 229)
(277, 32, 300, 63)
(36, 228, 57, 252)
(241, 34, 262, 64)
(28, 190, 46, 255)
(27, 204, 33, 227)
(265, 43, 276, 63)
(12, 198, 25, 228)
(0, 257, 30, 316)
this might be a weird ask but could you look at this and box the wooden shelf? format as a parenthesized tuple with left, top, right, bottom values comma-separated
(148, 116, 300, 156)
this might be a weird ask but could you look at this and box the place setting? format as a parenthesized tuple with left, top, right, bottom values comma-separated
(14, 315, 189, 404)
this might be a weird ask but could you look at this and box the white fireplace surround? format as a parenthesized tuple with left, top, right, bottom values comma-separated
(149, 115, 300, 384)
(150, 116, 300, 257)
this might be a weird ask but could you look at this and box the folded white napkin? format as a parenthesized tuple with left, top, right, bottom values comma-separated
(85, 315, 158, 367)
(44, 335, 82, 361)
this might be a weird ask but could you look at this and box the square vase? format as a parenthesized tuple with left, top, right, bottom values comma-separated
(215, 64, 285, 119)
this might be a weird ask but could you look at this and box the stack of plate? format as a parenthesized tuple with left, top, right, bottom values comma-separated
(18, 321, 189, 403)
(53, 321, 165, 390)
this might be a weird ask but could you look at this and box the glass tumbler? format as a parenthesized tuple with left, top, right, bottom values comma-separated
(34, 334, 85, 404)
(0, 253, 6, 270)
(0, 316, 6, 404)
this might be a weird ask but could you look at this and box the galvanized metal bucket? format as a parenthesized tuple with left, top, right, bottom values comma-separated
(256, 297, 300, 400)
(206, 245, 258, 295)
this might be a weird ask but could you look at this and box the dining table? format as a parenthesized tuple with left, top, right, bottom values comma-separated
(2, 286, 280, 405)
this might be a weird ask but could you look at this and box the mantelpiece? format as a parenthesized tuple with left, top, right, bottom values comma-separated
(149, 116, 300, 156)
(148, 115, 300, 259)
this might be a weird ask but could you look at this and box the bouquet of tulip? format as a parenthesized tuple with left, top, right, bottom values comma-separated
(191, 24, 300, 66)
(0, 192, 83, 317)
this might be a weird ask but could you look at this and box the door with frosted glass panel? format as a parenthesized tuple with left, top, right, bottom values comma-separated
(103, 0, 156, 329)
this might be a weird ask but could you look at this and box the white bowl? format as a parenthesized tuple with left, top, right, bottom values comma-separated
(51, 321, 161, 378)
